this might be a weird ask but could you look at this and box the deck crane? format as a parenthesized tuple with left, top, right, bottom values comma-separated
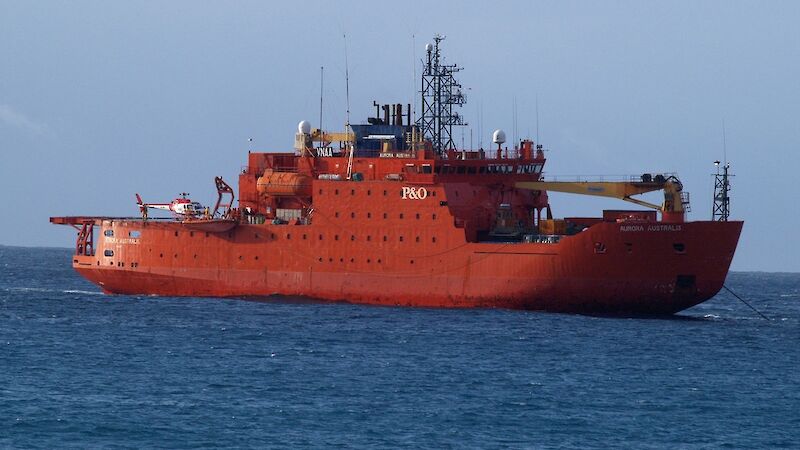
(516, 174, 690, 223)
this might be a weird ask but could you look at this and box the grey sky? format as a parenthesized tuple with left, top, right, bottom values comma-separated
(1, 0, 798, 272)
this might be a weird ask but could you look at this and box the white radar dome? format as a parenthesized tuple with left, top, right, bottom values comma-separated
(298, 120, 311, 134)
(492, 129, 506, 144)
(425, 43, 433, 52)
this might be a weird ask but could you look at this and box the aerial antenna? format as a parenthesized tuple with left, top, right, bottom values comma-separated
(319, 66, 324, 147)
(536, 94, 540, 143)
(344, 34, 354, 179)
(513, 97, 518, 150)
(412, 34, 416, 125)
(722, 119, 727, 166)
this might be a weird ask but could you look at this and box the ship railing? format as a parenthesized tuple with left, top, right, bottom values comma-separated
(241, 165, 299, 174)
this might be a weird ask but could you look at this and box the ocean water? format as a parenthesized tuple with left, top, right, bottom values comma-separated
(1, 246, 798, 449)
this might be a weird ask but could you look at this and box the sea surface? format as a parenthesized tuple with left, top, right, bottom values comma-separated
(1, 246, 798, 449)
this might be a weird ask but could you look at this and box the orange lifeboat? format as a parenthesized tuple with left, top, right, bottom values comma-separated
(256, 170, 312, 197)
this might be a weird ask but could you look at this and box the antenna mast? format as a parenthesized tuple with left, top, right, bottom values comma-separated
(319, 66, 324, 146)
(712, 161, 733, 221)
(417, 34, 467, 156)
(344, 34, 354, 179)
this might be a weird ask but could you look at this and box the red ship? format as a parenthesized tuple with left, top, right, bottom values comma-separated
(51, 37, 742, 314)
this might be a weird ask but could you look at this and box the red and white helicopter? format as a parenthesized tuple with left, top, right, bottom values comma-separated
(135, 192, 206, 218)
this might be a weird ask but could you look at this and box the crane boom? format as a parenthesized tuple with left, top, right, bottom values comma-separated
(515, 175, 688, 222)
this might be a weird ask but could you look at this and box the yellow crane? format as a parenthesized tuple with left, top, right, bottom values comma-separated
(515, 175, 689, 222)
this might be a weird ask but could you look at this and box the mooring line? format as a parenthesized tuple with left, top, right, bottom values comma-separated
(723, 284, 769, 320)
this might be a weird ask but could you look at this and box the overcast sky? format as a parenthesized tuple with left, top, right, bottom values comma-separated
(2, 0, 798, 272)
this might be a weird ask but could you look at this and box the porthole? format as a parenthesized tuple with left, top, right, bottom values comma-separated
(383, 213, 388, 219)
(303, 234, 307, 240)
(399, 236, 404, 242)
(319, 189, 323, 194)
(432, 237, 437, 243)
(286, 233, 291, 240)
(190, 231, 194, 237)
(335, 235, 339, 241)
(377, 259, 381, 264)
(174, 231, 179, 237)
(350, 235, 355, 241)
(415, 236, 420, 243)
(319, 234, 323, 240)
(367, 235, 372, 241)
(383, 190, 387, 196)
(335, 189, 339, 195)
(367, 190, 371, 196)
(367, 212, 372, 218)
(383, 236, 388, 242)
(351, 189, 355, 195)
(399, 213, 404, 219)
(335, 212, 340, 218)
(350, 212, 355, 218)
(432, 214, 437, 220)
(415, 213, 420, 219)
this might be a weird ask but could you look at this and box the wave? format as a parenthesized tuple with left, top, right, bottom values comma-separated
(4, 287, 103, 296)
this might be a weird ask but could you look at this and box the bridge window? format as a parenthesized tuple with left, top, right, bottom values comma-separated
(104, 249, 114, 257)
(129, 230, 140, 238)
(104, 230, 113, 237)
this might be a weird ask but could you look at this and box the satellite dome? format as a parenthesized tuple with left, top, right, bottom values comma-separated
(425, 43, 433, 52)
(492, 129, 506, 144)
(298, 120, 311, 134)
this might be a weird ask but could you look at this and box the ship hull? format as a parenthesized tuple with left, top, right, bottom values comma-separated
(71, 219, 742, 314)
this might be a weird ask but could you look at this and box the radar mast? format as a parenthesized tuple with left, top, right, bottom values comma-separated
(417, 35, 467, 156)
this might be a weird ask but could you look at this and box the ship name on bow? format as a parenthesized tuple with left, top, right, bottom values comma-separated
(620, 224, 682, 232)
